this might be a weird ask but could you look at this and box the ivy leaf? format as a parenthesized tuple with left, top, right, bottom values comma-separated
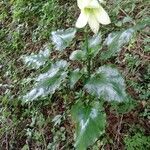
(84, 66, 127, 102)
(88, 33, 102, 58)
(69, 50, 86, 61)
(101, 28, 135, 60)
(72, 102, 106, 150)
(69, 69, 83, 88)
(23, 60, 68, 102)
(21, 47, 51, 69)
(51, 28, 76, 51)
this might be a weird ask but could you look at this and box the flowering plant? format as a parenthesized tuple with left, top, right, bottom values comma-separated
(76, 0, 111, 33)
(21, 0, 147, 149)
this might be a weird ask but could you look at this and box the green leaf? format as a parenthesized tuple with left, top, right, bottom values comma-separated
(69, 69, 83, 88)
(122, 16, 133, 24)
(23, 60, 68, 102)
(72, 102, 106, 150)
(110, 98, 137, 114)
(84, 66, 127, 102)
(51, 28, 76, 51)
(52, 115, 62, 126)
(101, 28, 135, 60)
(69, 50, 86, 61)
(101, 18, 150, 61)
(21, 47, 51, 69)
(88, 33, 102, 58)
(69, 34, 101, 62)
(134, 17, 150, 31)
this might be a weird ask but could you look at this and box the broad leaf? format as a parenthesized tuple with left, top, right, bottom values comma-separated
(21, 47, 51, 69)
(23, 60, 68, 102)
(101, 28, 135, 60)
(69, 69, 83, 88)
(101, 18, 150, 60)
(72, 102, 106, 150)
(69, 50, 86, 61)
(84, 66, 127, 102)
(88, 34, 102, 58)
(70, 34, 101, 62)
(51, 28, 76, 51)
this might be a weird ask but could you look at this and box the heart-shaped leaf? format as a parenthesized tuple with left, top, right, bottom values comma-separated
(23, 60, 68, 102)
(72, 102, 106, 150)
(51, 28, 76, 51)
(84, 66, 127, 102)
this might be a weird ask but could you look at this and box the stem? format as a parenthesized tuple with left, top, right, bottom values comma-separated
(85, 29, 91, 78)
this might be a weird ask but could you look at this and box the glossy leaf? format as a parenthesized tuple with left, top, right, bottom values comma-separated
(84, 66, 127, 102)
(21, 47, 51, 69)
(101, 28, 135, 60)
(51, 28, 76, 51)
(23, 60, 68, 102)
(69, 69, 83, 88)
(69, 50, 86, 61)
(72, 102, 106, 150)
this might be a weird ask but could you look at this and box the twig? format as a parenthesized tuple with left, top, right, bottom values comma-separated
(114, 115, 123, 149)
(5, 133, 9, 150)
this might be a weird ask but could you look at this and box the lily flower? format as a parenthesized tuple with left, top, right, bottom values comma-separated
(76, 0, 111, 34)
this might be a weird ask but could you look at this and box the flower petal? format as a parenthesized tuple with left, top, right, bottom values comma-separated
(95, 5, 111, 25)
(98, 0, 104, 3)
(88, 14, 100, 34)
(87, 0, 100, 8)
(77, 0, 90, 9)
(75, 10, 88, 28)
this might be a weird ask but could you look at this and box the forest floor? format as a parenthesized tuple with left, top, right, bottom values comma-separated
(0, 0, 150, 149)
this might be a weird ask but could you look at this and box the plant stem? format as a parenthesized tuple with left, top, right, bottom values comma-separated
(85, 29, 91, 78)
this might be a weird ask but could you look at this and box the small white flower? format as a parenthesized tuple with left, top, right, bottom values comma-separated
(76, 0, 111, 34)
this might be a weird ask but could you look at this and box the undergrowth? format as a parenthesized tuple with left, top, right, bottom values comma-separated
(0, 0, 149, 149)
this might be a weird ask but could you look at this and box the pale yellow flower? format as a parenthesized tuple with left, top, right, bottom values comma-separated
(76, 0, 111, 34)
